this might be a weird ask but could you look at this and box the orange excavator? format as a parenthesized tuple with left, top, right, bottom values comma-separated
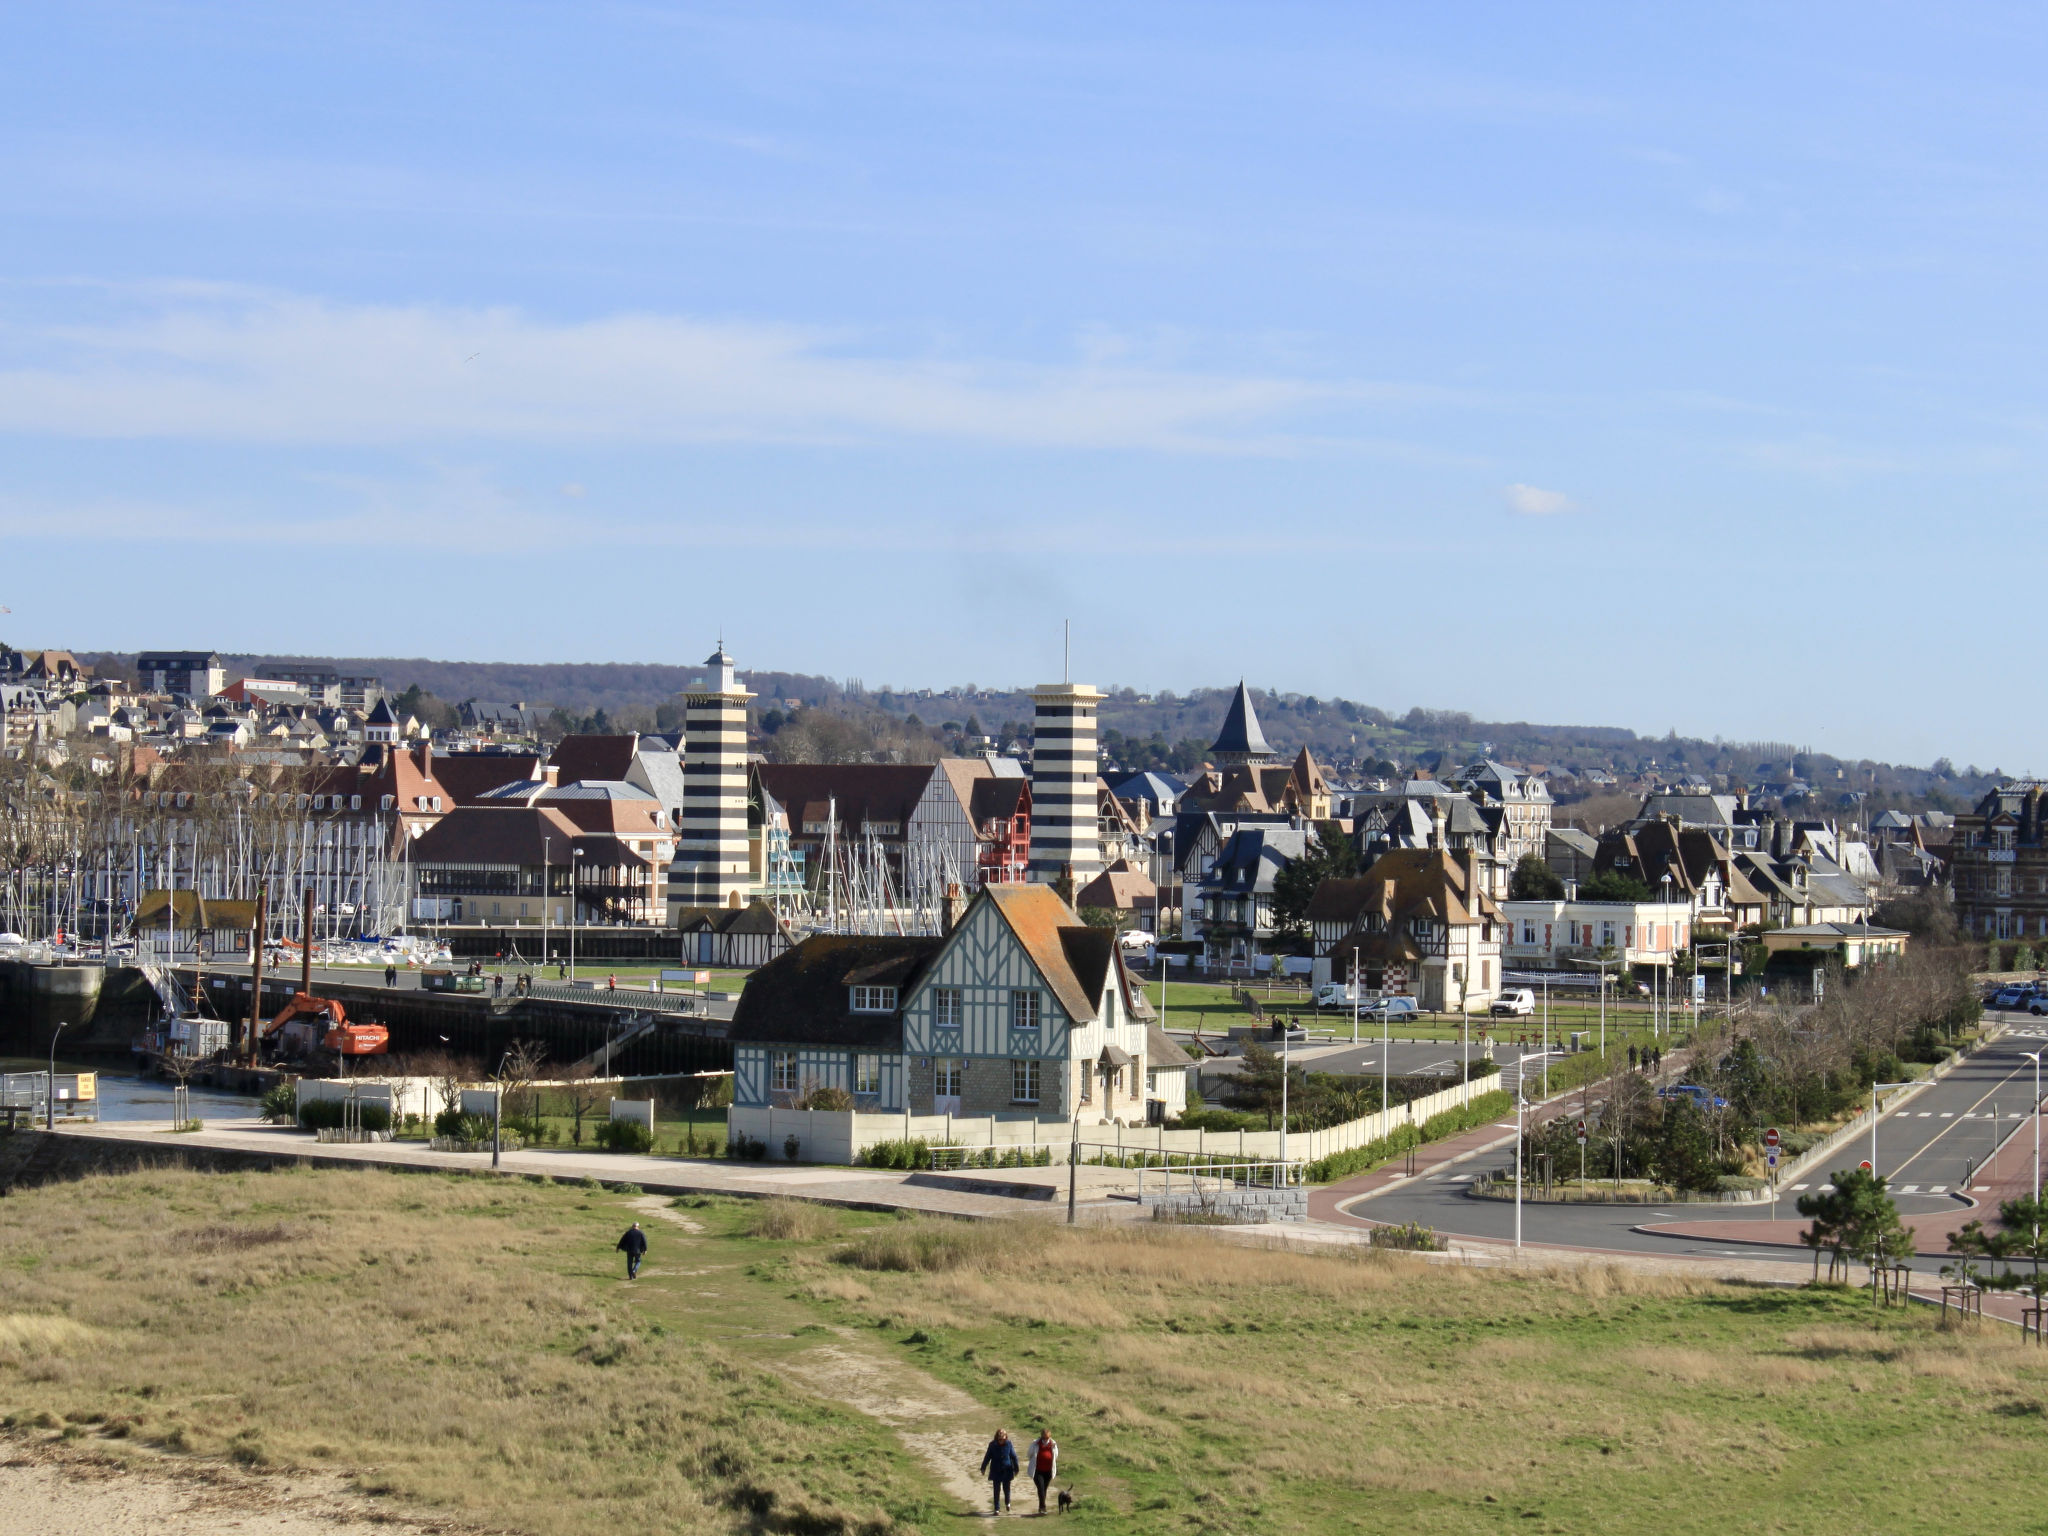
(260, 993, 389, 1060)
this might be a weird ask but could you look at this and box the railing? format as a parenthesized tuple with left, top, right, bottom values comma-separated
(520, 980, 712, 1015)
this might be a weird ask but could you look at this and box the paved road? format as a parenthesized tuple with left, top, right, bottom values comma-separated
(187, 961, 740, 1020)
(1327, 1016, 2048, 1276)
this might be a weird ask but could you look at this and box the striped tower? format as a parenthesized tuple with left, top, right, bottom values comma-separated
(670, 645, 755, 909)
(1027, 681, 1106, 885)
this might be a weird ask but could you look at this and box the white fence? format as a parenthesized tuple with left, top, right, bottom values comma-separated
(728, 1074, 1496, 1167)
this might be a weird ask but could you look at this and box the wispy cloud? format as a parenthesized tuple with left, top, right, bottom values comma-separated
(1504, 482, 1575, 515)
(0, 286, 1394, 454)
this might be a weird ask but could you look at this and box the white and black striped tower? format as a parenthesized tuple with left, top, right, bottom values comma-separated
(1028, 680, 1106, 885)
(671, 644, 755, 909)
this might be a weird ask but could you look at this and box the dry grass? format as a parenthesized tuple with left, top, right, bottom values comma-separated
(0, 1166, 921, 1536)
(741, 1197, 838, 1242)
(791, 1218, 2048, 1532)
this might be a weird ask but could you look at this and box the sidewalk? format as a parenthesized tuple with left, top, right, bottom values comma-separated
(47, 1117, 1143, 1220)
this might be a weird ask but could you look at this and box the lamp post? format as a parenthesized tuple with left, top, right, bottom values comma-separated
(570, 844, 585, 980)
(492, 1050, 508, 1170)
(2025, 1051, 2043, 1207)
(46, 1020, 68, 1129)
(541, 833, 550, 966)
(1278, 1023, 1290, 1169)
(1514, 1086, 1525, 1252)
(1659, 873, 1674, 1040)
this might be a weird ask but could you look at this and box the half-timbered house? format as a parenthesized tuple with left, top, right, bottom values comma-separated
(729, 883, 1188, 1123)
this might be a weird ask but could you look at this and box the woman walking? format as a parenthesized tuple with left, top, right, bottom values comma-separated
(978, 1428, 1018, 1515)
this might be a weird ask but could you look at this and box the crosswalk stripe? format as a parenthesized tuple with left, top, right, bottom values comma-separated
(1791, 1182, 1811, 1190)
(1929, 1185, 1948, 1193)
(1899, 1184, 1921, 1193)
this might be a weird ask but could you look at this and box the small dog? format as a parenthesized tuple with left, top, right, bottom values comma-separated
(1056, 1487, 1074, 1514)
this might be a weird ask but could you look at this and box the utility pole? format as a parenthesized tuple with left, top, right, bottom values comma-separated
(246, 882, 268, 1066)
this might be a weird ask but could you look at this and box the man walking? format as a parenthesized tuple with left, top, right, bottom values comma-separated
(616, 1221, 647, 1280)
(1027, 1427, 1059, 1513)
(384, 962, 397, 988)
(978, 1428, 1017, 1515)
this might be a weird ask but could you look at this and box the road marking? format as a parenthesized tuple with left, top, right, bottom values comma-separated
(1791, 1182, 1811, 1190)
(1940, 1112, 1954, 1118)
(1899, 1184, 1921, 1193)
(1929, 1185, 1948, 1193)
(1448, 1174, 1473, 1183)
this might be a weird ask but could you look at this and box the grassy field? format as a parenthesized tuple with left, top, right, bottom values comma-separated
(4, 1165, 2047, 1534)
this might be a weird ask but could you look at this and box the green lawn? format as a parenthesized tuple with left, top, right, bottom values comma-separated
(5, 1166, 2046, 1534)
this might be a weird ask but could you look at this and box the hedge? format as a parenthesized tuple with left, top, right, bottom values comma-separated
(1302, 1089, 1512, 1183)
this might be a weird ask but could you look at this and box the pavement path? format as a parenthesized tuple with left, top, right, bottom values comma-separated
(47, 1115, 1153, 1219)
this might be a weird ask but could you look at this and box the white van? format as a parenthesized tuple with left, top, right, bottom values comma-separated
(1490, 988, 1535, 1017)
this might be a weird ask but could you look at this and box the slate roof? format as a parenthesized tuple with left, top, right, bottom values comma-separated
(409, 806, 582, 867)
(1210, 682, 1274, 761)
(548, 734, 639, 787)
(757, 764, 936, 833)
(729, 933, 943, 1049)
(433, 751, 547, 806)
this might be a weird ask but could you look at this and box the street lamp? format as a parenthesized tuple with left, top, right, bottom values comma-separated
(1659, 873, 1674, 1040)
(570, 844, 586, 980)
(2025, 1051, 2043, 1208)
(1514, 1085, 1526, 1252)
(46, 1020, 68, 1129)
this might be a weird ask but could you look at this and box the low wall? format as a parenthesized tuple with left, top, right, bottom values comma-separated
(730, 1075, 1488, 1165)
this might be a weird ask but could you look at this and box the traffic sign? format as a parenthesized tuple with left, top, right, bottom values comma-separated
(1575, 1118, 1588, 1147)
(1764, 1127, 1781, 1149)
(1858, 1159, 1873, 1173)
(1766, 1148, 1779, 1169)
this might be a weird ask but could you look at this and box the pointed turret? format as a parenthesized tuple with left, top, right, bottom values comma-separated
(1210, 681, 1275, 766)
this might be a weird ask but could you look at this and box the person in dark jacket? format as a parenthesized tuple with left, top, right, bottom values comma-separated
(616, 1222, 647, 1279)
(978, 1429, 1017, 1514)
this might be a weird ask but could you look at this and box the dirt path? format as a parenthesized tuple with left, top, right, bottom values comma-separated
(0, 1446, 451, 1536)
(618, 1195, 1012, 1515)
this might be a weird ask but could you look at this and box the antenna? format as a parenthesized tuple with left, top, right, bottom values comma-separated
(1063, 619, 1070, 684)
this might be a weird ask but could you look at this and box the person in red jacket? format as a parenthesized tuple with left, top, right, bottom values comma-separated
(1027, 1428, 1059, 1513)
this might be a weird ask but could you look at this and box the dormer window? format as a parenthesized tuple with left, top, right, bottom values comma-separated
(850, 985, 897, 1013)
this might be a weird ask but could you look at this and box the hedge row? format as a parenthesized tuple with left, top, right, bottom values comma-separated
(1301, 1089, 1513, 1184)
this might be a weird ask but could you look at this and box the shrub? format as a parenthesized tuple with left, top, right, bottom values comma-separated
(595, 1119, 655, 1154)
(834, 1221, 1030, 1273)
(258, 1083, 297, 1124)
(744, 1198, 836, 1240)
(1368, 1220, 1446, 1251)
(784, 1133, 802, 1161)
(860, 1137, 931, 1169)
(796, 1086, 853, 1112)
(729, 1133, 769, 1161)
(433, 1106, 469, 1139)
(296, 1099, 392, 1133)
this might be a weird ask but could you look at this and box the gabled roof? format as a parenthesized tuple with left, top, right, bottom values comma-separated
(432, 751, 546, 806)
(1210, 681, 1273, 761)
(981, 884, 1101, 1022)
(364, 697, 398, 725)
(729, 933, 943, 1049)
(406, 805, 582, 867)
(757, 763, 937, 831)
(548, 733, 638, 787)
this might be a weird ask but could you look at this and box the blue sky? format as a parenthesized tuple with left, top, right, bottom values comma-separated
(4, 4, 2044, 770)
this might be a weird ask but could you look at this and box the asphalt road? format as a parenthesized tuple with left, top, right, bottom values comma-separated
(1344, 1016, 2048, 1274)
(187, 960, 739, 1019)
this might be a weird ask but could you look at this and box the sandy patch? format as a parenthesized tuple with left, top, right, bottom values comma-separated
(772, 1344, 1019, 1514)
(627, 1194, 705, 1232)
(0, 1447, 449, 1536)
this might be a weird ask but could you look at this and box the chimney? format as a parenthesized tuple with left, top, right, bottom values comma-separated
(420, 739, 432, 778)
(1429, 797, 1447, 849)
(941, 882, 967, 935)
(1463, 846, 1482, 904)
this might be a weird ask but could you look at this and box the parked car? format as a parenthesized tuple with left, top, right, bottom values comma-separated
(1656, 1083, 1729, 1110)
(1490, 988, 1535, 1017)
(1362, 996, 1421, 1022)
(1991, 984, 2038, 1010)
